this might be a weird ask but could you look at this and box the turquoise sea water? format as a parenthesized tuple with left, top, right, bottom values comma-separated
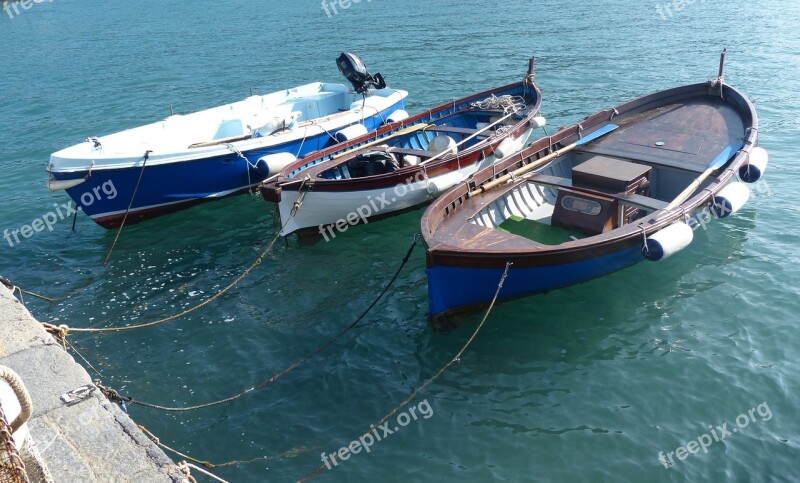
(2, 0, 799, 481)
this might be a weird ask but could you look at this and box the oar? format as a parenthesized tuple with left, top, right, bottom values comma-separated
(471, 124, 619, 196)
(420, 110, 522, 167)
(663, 143, 741, 210)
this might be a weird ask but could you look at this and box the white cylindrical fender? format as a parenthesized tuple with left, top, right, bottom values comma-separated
(711, 182, 750, 218)
(738, 146, 768, 183)
(257, 152, 297, 177)
(335, 123, 368, 142)
(493, 137, 519, 160)
(386, 109, 409, 124)
(426, 171, 465, 196)
(531, 116, 547, 129)
(643, 222, 694, 261)
(48, 177, 87, 192)
(402, 155, 421, 167)
(429, 135, 457, 155)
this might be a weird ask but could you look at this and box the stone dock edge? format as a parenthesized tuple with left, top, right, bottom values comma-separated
(0, 282, 187, 482)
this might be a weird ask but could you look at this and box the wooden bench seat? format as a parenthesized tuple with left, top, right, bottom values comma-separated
(526, 174, 668, 211)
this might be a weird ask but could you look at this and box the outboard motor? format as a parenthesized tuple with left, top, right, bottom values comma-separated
(337, 52, 387, 94)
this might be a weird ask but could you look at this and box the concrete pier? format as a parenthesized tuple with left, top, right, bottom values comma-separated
(0, 283, 186, 482)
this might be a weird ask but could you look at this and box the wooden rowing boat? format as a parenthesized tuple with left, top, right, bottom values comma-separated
(259, 57, 543, 238)
(421, 51, 768, 320)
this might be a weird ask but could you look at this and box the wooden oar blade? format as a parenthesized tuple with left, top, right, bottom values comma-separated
(709, 143, 743, 170)
(575, 124, 619, 146)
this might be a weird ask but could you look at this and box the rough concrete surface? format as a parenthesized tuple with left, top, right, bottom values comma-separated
(0, 283, 187, 482)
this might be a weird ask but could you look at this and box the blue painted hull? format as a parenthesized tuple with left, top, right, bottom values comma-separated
(53, 100, 405, 228)
(426, 245, 645, 318)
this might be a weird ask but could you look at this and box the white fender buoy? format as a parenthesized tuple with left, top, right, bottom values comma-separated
(643, 222, 694, 261)
(493, 137, 518, 160)
(531, 116, 547, 129)
(402, 155, 421, 167)
(426, 171, 465, 196)
(739, 146, 768, 183)
(335, 124, 368, 142)
(257, 152, 297, 177)
(429, 135, 457, 155)
(48, 177, 87, 192)
(385, 109, 409, 124)
(711, 182, 750, 218)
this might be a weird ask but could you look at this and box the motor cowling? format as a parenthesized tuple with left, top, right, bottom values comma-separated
(337, 52, 387, 94)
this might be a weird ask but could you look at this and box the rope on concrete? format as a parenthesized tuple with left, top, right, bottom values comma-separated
(298, 261, 513, 482)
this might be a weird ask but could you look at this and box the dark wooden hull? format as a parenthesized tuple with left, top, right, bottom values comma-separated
(422, 81, 759, 319)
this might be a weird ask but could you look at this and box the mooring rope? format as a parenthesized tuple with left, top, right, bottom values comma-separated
(0, 277, 71, 304)
(138, 424, 325, 470)
(178, 462, 228, 483)
(95, 234, 420, 413)
(65, 339, 104, 378)
(298, 261, 512, 482)
(45, 178, 310, 339)
(104, 150, 153, 265)
(40, 250, 508, 477)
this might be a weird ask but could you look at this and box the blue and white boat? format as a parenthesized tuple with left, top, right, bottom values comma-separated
(47, 53, 408, 228)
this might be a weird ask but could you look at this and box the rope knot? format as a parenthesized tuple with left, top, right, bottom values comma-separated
(95, 381, 132, 405)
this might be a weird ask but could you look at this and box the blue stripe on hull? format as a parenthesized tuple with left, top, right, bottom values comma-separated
(54, 100, 405, 221)
(426, 245, 645, 318)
